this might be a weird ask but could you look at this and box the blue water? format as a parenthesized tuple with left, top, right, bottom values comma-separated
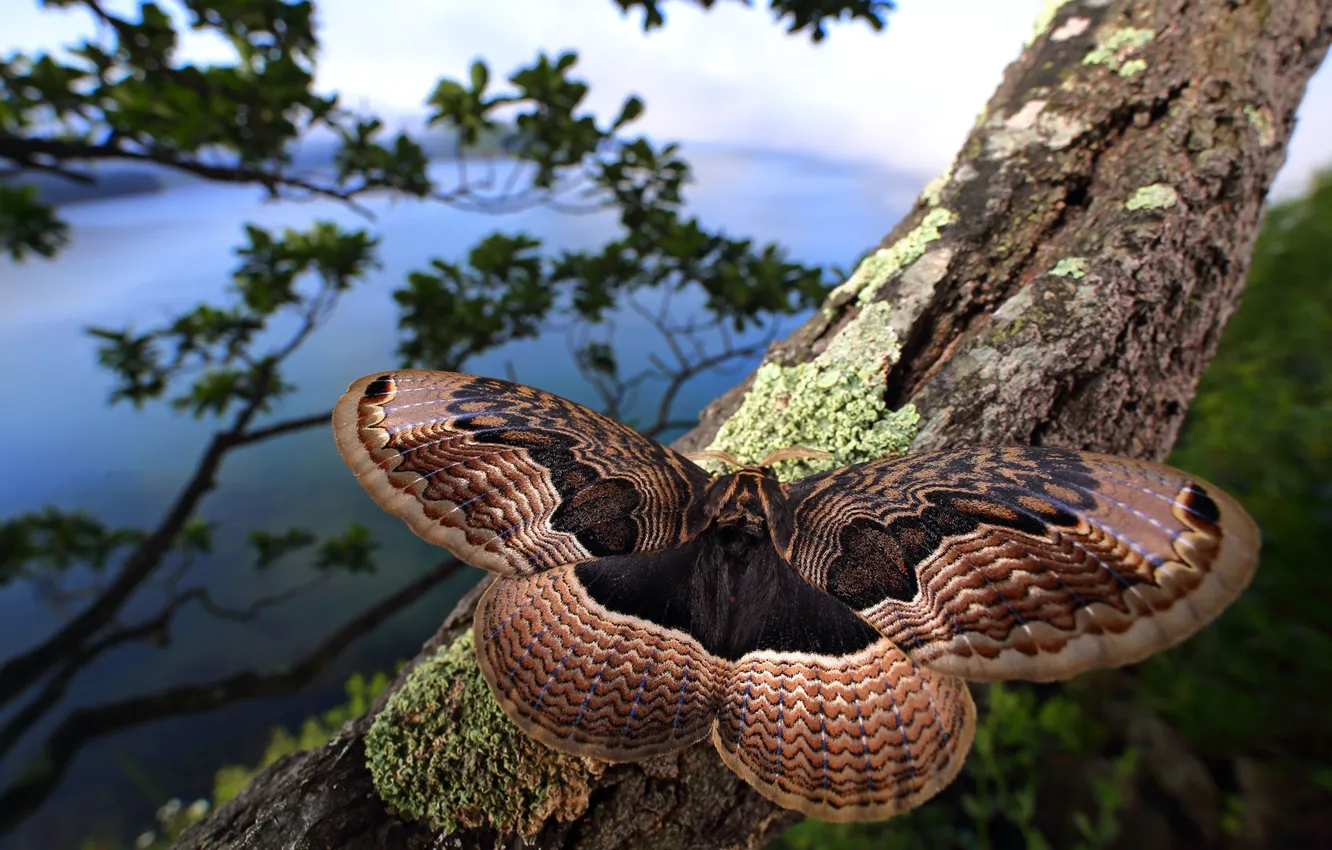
(0, 145, 921, 849)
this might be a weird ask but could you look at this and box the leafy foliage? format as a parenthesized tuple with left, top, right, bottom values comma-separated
(212, 671, 393, 806)
(960, 684, 1104, 850)
(613, 0, 894, 42)
(90, 221, 378, 414)
(247, 527, 317, 570)
(0, 183, 66, 260)
(76, 797, 214, 850)
(313, 524, 377, 573)
(0, 508, 145, 584)
(82, 671, 395, 850)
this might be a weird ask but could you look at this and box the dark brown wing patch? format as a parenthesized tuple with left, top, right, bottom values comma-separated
(333, 370, 711, 575)
(783, 447, 1260, 682)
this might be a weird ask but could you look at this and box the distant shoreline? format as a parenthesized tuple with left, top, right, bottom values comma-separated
(4, 133, 906, 209)
(6, 168, 167, 206)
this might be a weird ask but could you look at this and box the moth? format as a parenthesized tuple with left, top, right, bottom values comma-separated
(333, 369, 1259, 822)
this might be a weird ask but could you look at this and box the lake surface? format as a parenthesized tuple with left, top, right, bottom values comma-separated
(0, 145, 922, 849)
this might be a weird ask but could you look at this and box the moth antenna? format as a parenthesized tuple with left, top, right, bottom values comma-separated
(684, 449, 744, 469)
(758, 446, 833, 467)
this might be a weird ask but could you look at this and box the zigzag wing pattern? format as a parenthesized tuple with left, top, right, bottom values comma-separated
(475, 561, 725, 761)
(714, 639, 975, 822)
(781, 447, 1261, 682)
(333, 370, 711, 576)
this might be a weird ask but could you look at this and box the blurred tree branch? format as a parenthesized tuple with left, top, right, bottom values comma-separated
(0, 556, 463, 834)
(569, 289, 783, 436)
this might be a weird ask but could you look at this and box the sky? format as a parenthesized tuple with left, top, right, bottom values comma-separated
(5, 0, 1330, 198)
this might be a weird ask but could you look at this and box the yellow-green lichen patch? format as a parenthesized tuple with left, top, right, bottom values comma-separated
(1126, 183, 1179, 211)
(1243, 104, 1276, 147)
(920, 164, 954, 207)
(1118, 58, 1147, 77)
(1050, 257, 1089, 278)
(1083, 27, 1156, 75)
(365, 630, 602, 837)
(705, 300, 920, 481)
(853, 207, 955, 306)
(1029, 0, 1074, 45)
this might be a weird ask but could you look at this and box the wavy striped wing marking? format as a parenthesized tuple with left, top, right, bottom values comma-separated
(781, 447, 1261, 682)
(713, 639, 975, 822)
(475, 563, 724, 761)
(333, 370, 712, 576)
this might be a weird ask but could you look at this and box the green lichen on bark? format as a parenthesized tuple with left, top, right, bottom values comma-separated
(365, 629, 602, 837)
(705, 300, 920, 481)
(855, 207, 955, 305)
(1118, 58, 1148, 77)
(821, 206, 954, 316)
(1083, 26, 1156, 76)
(1029, 0, 1074, 45)
(920, 164, 954, 207)
(1243, 104, 1277, 146)
(1126, 183, 1179, 210)
(1050, 257, 1090, 278)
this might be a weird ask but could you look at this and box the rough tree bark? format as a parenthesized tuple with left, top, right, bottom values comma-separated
(178, 1, 1332, 848)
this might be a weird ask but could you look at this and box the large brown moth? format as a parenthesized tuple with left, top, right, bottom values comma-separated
(333, 369, 1259, 822)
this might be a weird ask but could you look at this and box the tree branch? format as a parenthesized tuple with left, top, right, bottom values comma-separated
(0, 427, 247, 709)
(0, 557, 463, 834)
(0, 611, 170, 762)
(0, 282, 356, 708)
(0, 134, 611, 219)
(234, 410, 332, 446)
(0, 136, 380, 213)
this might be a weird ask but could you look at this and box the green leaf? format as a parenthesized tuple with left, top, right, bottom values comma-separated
(0, 508, 144, 581)
(960, 792, 995, 820)
(177, 519, 215, 555)
(576, 341, 618, 378)
(469, 59, 489, 93)
(612, 95, 644, 130)
(0, 183, 69, 261)
(315, 524, 377, 573)
(248, 528, 318, 569)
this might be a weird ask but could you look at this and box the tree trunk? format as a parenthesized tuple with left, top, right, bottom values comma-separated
(177, 1, 1332, 848)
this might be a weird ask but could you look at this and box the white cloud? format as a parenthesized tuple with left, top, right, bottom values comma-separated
(311, 0, 1048, 177)
(4, 0, 1329, 192)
